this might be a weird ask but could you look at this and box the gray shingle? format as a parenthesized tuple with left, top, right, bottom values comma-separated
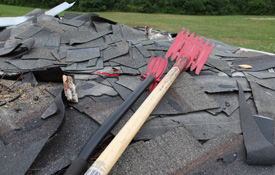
(66, 47, 100, 62)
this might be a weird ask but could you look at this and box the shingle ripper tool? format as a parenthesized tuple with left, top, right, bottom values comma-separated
(85, 28, 214, 175)
(65, 56, 167, 175)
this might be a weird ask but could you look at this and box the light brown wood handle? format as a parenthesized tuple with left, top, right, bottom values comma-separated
(85, 67, 181, 175)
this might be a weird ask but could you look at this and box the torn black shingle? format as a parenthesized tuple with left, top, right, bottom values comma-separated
(106, 34, 123, 44)
(94, 58, 104, 70)
(248, 72, 275, 79)
(31, 28, 54, 38)
(193, 75, 251, 92)
(233, 55, 275, 72)
(69, 96, 95, 113)
(111, 126, 203, 174)
(0, 59, 21, 73)
(147, 45, 169, 51)
(154, 40, 172, 47)
(32, 37, 49, 48)
(63, 57, 104, 74)
(74, 37, 107, 50)
(73, 13, 99, 21)
(90, 15, 116, 25)
(134, 116, 182, 140)
(216, 53, 246, 58)
(104, 61, 111, 66)
(207, 92, 251, 116)
(109, 61, 120, 67)
(144, 109, 242, 141)
(22, 71, 38, 86)
(121, 66, 140, 75)
(74, 74, 99, 80)
(116, 75, 143, 91)
(69, 30, 111, 45)
(205, 38, 240, 53)
(107, 78, 132, 100)
(59, 19, 86, 27)
(206, 58, 232, 76)
(28, 108, 101, 175)
(82, 95, 135, 135)
(120, 24, 147, 41)
(0, 28, 11, 42)
(237, 51, 267, 58)
(244, 72, 275, 91)
(63, 13, 83, 20)
(104, 35, 113, 44)
(96, 77, 112, 86)
(129, 72, 219, 115)
(208, 49, 224, 60)
(140, 40, 155, 46)
(147, 40, 171, 51)
(76, 80, 117, 98)
(0, 137, 50, 175)
(41, 102, 58, 119)
(75, 61, 91, 71)
(0, 42, 4, 48)
(249, 81, 275, 118)
(0, 38, 35, 56)
(62, 62, 77, 71)
(6, 58, 37, 70)
(254, 115, 274, 145)
(45, 36, 61, 48)
(138, 65, 147, 75)
(22, 48, 56, 60)
(7, 58, 56, 70)
(36, 15, 78, 34)
(134, 43, 151, 58)
(93, 22, 112, 32)
(237, 81, 275, 165)
(95, 66, 122, 75)
(66, 47, 100, 62)
(87, 58, 98, 67)
(15, 25, 43, 39)
(111, 25, 123, 39)
(103, 41, 129, 61)
(0, 91, 65, 175)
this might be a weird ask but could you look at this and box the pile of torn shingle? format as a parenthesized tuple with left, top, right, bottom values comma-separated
(1, 8, 275, 175)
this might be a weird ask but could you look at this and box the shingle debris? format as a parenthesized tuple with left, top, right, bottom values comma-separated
(1, 6, 275, 175)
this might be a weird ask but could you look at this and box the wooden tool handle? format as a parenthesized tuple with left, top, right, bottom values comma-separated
(85, 67, 181, 175)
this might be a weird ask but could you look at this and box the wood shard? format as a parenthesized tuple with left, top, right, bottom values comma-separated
(62, 75, 78, 103)
(234, 50, 245, 54)
(238, 64, 253, 69)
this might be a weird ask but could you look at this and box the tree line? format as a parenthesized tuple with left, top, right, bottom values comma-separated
(1, 0, 274, 15)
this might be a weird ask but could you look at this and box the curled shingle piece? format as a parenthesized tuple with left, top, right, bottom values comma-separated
(0, 38, 35, 56)
(238, 81, 275, 165)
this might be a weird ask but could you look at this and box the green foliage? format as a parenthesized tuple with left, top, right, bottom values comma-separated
(244, 0, 269, 15)
(78, 0, 115, 12)
(155, 0, 179, 14)
(186, 0, 206, 15)
(136, 1, 155, 13)
(0, 0, 274, 15)
(114, 0, 131, 12)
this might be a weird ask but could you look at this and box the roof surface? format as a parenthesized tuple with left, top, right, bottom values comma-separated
(0, 9, 275, 175)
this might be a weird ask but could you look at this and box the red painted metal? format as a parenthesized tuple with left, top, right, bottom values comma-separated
(141, 56, 167, 91)
(93, 71, 119, 77)
(165, 28, 214, 75)
(172, 56, 189, 72)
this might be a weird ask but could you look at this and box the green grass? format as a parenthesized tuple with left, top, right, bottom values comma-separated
(1, 4, 274, 53)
